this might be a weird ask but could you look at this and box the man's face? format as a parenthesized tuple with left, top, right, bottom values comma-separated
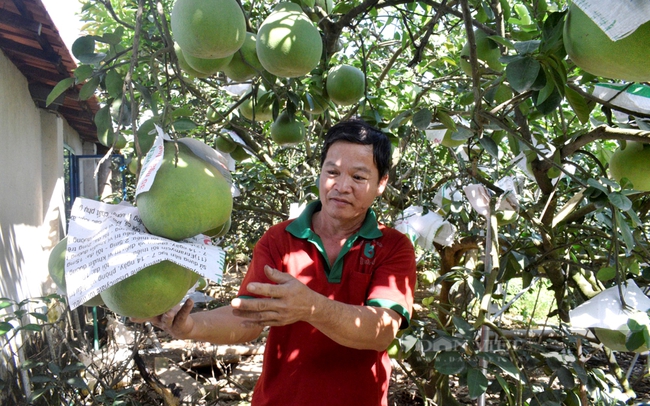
(319, 141, 388, 224)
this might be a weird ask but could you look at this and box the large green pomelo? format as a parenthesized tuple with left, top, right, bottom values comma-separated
(223, 32, 265, 82)
(171, 0, 246, 59)
(136, 141, 233, 241)
(184, 52, 234, 75)
(271, 111, 305, 146)
(459, 28, 503, 75)
(326, 64, 365, 106)
(230, 145, 250, 161)
(609, 142, 650, 191)
(204, 216, 232, 238)
(256, 2, 323, 78)
(100, 261, 199, 318)
(564, 3, 650, 82)
(48, 237, 105, 307)
(174, 43, 210, 78)
(239, 91, 274, 122)
(214, 134, 237, 153)
(135, 118, 158, 155)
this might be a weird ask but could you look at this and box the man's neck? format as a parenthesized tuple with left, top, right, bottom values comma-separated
(312, 210, 364, 242)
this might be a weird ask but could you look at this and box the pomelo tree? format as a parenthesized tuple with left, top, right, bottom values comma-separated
(36, 0, 650, 403)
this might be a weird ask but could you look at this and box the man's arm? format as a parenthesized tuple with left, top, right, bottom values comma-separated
(231, 265, 402, 351)
(132, 300, 263, 345)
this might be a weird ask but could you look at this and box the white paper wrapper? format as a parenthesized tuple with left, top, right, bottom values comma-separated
(463, 177, 520, 218)
(593, 83, 650, 119)
(571, 0, 650, 41)
(64, 198, 225, 310)
(569, 279, 650, 331)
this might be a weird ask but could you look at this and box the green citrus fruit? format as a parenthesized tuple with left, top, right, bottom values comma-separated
(171, 0, 246, 59)
(48, 237, 105, 307)
(326, 64, 365, 106)
(271, 111, 305, 146)
(136, 141, 233, 241)
(223, 32, 265, 82)
(256, 2, 323, 78)
(239, 91, 274, 122)
(100, 260, 199, 318)
(174, 43, 210, 78)
(496, 210, 518, 226)
(196, 276, 208, 291)
(564, 3, 650, 82)
(609, 142, 650, 191)
(387, 338, 402, 359)
(215, 134, 238, 153)
(459, 29, 503, 75)
(230, 145, 251, 161)
(135, 118, 157, 155)
(184, 52, 234, 76)
(204, 216, 232, 238)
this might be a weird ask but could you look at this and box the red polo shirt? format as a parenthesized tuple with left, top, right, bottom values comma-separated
(237, 201, 416, 406)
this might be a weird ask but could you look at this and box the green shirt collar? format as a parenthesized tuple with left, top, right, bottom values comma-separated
(286, 200, 382, 240)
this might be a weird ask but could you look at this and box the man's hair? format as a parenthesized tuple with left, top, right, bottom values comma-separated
(320, 119, 392, 180)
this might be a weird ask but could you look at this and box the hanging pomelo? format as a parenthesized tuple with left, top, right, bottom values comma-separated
(256, 2, 323, 78)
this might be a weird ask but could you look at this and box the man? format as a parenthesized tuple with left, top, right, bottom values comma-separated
(137, 119, 416, 405)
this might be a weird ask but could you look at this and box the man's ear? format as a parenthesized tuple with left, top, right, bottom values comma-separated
(377, 174, 389, 196)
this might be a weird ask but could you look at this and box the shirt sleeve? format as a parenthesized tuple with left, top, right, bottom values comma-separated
(366, 229, 417, 329)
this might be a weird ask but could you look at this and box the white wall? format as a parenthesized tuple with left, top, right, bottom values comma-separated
(0, 49, 94, 302)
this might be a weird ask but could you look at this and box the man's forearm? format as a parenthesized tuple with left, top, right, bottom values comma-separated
(308, 294, 401, 351)
(187, 305, 264, 344)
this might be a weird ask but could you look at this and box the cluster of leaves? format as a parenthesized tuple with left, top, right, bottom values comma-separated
(44, 0, 650, 403)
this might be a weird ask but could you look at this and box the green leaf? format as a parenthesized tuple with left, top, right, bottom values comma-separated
(625, 330, 648, 352)
(467, 367, 489, 399)
(412, 108, 433, 130)
(71, 36, 96, 59)
(31, 375, 55, 383)
(62, 362, 87, 373)
(506, 56, 541, 93)
(0, 322, 13, 336)
(18, 323, 42, 332)
(608, 192, 632, 211)
(477, 352, 520, 380)
(565, 85, 593, 124)
(436, 110, 457, 132)
(105, 69, 123, 99)
(46, 77, 75, 107)
(556, 366, 576, 389)
(48, 362, 61, 375)
(79, 76, 100, 100)
(66, 376, 89, 389)
(479, 136, 499, 159)
(74, 65, 94, 83)
(434, 351, 466, 375)
(596, 266, 616, 282)
(513, 40, 540, 55)
(452, 315, 474, 337)
(616, 210, 635, 253)
(29, 312, 48, 322)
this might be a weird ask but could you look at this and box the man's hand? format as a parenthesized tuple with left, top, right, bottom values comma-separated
(131, 298, 195, 339)
(231, 265, 322, 327)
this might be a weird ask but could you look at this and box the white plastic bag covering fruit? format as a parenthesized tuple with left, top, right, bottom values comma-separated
(394, 206, 456, 249)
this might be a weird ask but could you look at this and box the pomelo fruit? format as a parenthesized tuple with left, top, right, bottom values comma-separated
(256, 2, 323, 78)
(609, 142, 650, 191)
(223, 32, 265, 82)
(459, 28, 503, 75)
(174, 43, 210, 78)
(230, 145, 250, 161)
(136, 141, 233, 241)
(184, 52, 234, 76)
(48, 237, 105, 307)
(171, 0, 246, 59)
(326, 64, 365, 106)
(204, 216, 232, 238)
(214, 134, 238, 153)
(100, 260, 199, 318)
(271, 111, 305, 146)
(239, 91, 274, 121)
(563, 3, 650, 82)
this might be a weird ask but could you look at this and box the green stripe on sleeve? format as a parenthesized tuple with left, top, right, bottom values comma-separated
(367, 298, 411, 329)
